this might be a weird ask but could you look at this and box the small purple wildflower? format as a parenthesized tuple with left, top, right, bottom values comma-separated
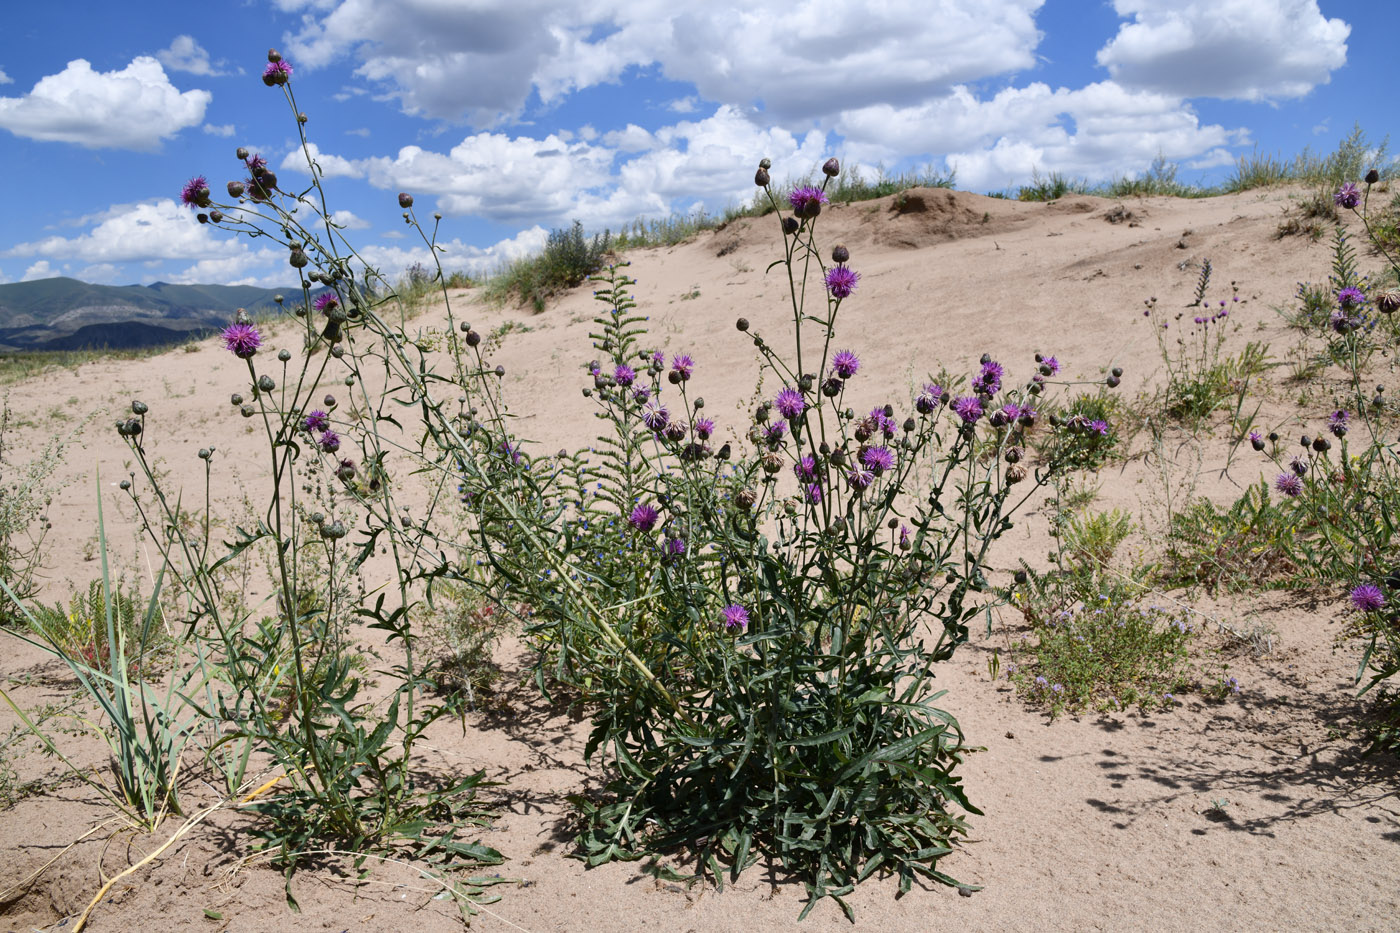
(221, 322, 261, 359)
(671, 353, 695, 380)
(831, 350, 860, 379)
(916, 383, 945, 414)
(313, 292, 340, 314)
(975, 360, 1004, 396)
(794, 455, 818, 482)
(642, 402, 670, 433)
(1337, 286, 1366, 308)
(1000, 403, 1022, 422)
(867, 407, 897, 437)
(694, 416, 715, 440)
(1041, 355, 1060, 375)
(664, 538, 687, 559)
(861, 445, 896, 475)
(763, 421, 788, 443)
(899, 524, 911, 547)
(775, 387, 806, 421)
(245, 153, 267, 173)
(1350, 583, 1386, 612)
(632, 386, 651, 405)
(1289, 455, 1309, 477)
(613, 363, 636, 387)
(262, 60, 293, 85)
(847, 467, 874, 492)
(1328, 409, 1350, 437)
(1334, 182, 1361, 209)
(803, 482, 823, 505)
(1275, 472, 1304, 497)
(824, 265, 860, 299)
(788, 186, 828, 215)
(303, 410, 330, 433)
(721, 604, 750, 634)
(952, 396, 983, 424)
(318, 430, 341, 453)
(1249, 429, 1265, 451)
(628, 503, 659, 532)
(1088, 419, 1110, 437)
(181, 175, 210, 208)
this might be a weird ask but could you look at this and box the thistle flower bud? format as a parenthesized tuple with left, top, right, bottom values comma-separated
(830, 447, 847, 466)
(1014, 570, 1029, 585)
(822, 158, 840, 177)
(120, 479, 131, 491)
(268, 49, 282, 63)
(278, 349, 292, 362)
(230, 393, 243, 406)
(324, 395, 336, 408)
(240, 403, 256, 418)
(1251, 435, 1266, 451)
(398, 192, 414, 208)
(717, 443, 731, 460)
(1312, 437, 1331, 452)
(755, 168, 770, 186)
(759, 158, 772, 170)
(822, 377, 843, 397)
(198, 448, 212, 460)
(495, 364, 505, 377)
(236, 147, 249, 161)
(336, 460, 356, 481)
(297, 112, 308, 124)
(782, 217, 799, 236)
(1005, 446, 1023, 464)
(831, 245, 849, 264)
(209, 210, 223, 223)
(1366, 168, 1381, 185)
(1106, 375, 1121, 388)
(130, 400, 148, 415)
(465, 330, 481, 346)
(197, 213, 209, 224)
(258, 375, 275, 392)
(289, 248, 308, 268)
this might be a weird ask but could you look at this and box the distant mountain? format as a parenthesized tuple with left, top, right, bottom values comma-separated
(0, 277, 300, 352)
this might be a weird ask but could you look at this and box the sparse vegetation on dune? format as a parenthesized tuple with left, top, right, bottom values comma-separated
(5, 48, 1400, 933)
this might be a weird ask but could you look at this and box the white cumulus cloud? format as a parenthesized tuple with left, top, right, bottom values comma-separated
(281, 141, 365, 178)
(21, 260, 58, 281)
(358, 226, 551, 280)
(7, 199, 252, 265)
(1097, 0, 1349, 100)
(156, 35, 231, 77)
(0, 57, 210, 150)
(0, 68, 12, 85)
(203, 123, 235, 137)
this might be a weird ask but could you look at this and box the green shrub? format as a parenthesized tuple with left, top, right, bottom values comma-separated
(485, 220, 612, 310)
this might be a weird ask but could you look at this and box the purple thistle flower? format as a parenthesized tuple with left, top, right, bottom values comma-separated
(1328, 409, 1350, 437)
(952, 396, 983, 424)
(221, 322, 261, 359)
(916, 383, 945, 414)
(1289, 455, 1309, 477)
(1337, 286, 1366, 308)
(1330, 309, 1361, 334)
(1334, 182, 1361, 209)
(303, 409, 330, 433)
(775, 387, 806, 421)
(1275, 473, 1303, 497)
(803, 482, 823, 505)
(861, 445, 896, 475)
(613, 363, 636, 387)
(628, 503, 659, 532)
(1088, 419, 1110, 437)
(318, 430, 341, 453)
(671, 353, 695, 380)
(1000, 403, 1022, 421)
(632, 386, 651, 405)
(721, 604, 750, 633)
(262, 60, 293, 85)
(181, 175, 210, 208)
(831, 350, 860, 380)
(763, 421, 787, 443)
(500, 441, 523, 465)
(824, 265, 860, 300)
(314, 292, 340, 314)
(1350, 583, 1386, 612)
(245, 153, 268, 173)
(1249, 429, 1265, 450)
(975, 360, 1004, 396)
(651, 350, 664, 367)
(868, 407, 897, 437)
(794, 455, 818, 482)
(642, 402, 670, 433)
(694, 416, 715, 440)
(847, 467, 874, 492)
(788, 186, 828, 215)
(1042, 355, 1060, 375)
(665, 538, 687, 559)
(899, 524, 911, 547)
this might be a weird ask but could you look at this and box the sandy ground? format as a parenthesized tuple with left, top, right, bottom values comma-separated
(2, 184, 1398, 931)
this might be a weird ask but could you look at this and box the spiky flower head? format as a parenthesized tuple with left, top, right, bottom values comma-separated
(847, 467, 874, 492)
(181, 175, 211, 208)
(867, 407, 897, 438)
(1328, 409, 1350, 437)
(664, 537, 687, 559)
(788, 185, 828, 217)
(721, 604, 750, 633)
(763, 420, 787, 443)
(262, 60, 293, 86)
(775, 387, 806, 421)
(694, 416, 715, 440)
(303, 410, 330, 433)
(671, 353, 695, 380)
(803, 482, 823, 505)
(628, 503, 659, 532)
(642, 402, 670, 433)
(221, 322, 261, 359)
(1350, 583, 1386, 612)
(1289, 455, 1309, 477)
(313, 292, 341, 316)
(613, 363, 636, 387)
(952, 396, 983, 424)
(1275, 472, 1304, 497)
(793, 455, 818, 482)
(1041, 355, 1060, 375)
(916, 383, 945, 414)
(861, 445, 896, 475)
(824, 265, 860, 300)
(318, 430, 341, 453)
(831, 350, 860, 379)
(1337, 286, 1366, 308)
(974, 360, 1004, 396)
(1334, 182, 1361, 209)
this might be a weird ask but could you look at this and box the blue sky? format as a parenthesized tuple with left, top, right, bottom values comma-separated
(0, 0, 1391, 289)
